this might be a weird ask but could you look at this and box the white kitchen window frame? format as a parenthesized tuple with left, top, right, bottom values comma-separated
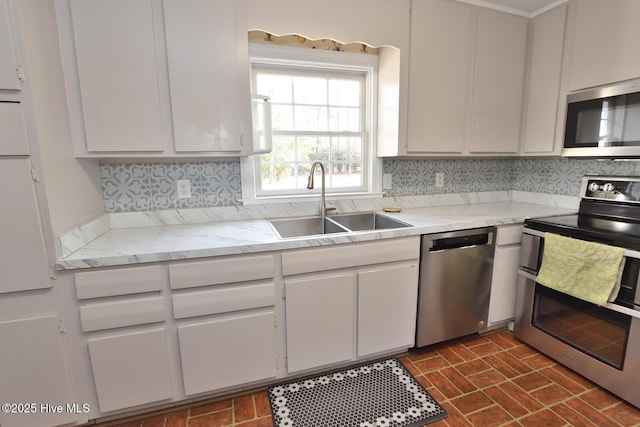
(240, 44, 382, 204)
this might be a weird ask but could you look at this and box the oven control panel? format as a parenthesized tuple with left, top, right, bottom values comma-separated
(581, 176, 640, 203)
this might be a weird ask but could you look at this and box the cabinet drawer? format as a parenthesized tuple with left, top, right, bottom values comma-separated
(281, 237, 420, 276)
(495, 224, 524, 246)
(80, 296, 165, 332)
(75, 265, 162, 299)
(169, 255, 274, 289)
(172, 282, 275, 319)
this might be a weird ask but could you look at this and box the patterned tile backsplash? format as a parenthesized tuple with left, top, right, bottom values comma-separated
(101, 158, 640, 212)
(101, 161, 242, 212)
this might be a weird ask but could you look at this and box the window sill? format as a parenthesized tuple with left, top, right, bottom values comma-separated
(238, 192, 385, 206)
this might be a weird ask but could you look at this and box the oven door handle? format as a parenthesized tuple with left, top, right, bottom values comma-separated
(523, 227, 640, 260)
(518, 269, 640, 319)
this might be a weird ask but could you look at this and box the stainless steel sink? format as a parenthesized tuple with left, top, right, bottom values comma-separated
(269, 212, 412, 238)
(329, 212, 412, 231)
(269, 216, 349, 239)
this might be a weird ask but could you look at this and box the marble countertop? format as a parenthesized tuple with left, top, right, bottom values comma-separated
(56, 201, 574, 270)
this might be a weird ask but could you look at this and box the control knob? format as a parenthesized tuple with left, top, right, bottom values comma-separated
(588, 182, 601, 192)
(602, 183, 615, 192)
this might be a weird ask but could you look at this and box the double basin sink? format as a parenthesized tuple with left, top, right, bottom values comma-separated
(269, 212, 412, 239)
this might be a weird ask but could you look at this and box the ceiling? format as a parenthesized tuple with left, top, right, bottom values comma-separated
(457, 0, 567, 16)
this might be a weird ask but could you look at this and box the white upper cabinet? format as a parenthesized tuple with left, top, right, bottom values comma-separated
(57, 0, 253, 157)
(67, 0, 165, 153)
(164, 0, 251, 155)
(469, 9, 527, 153)
(407, 0, 473, 154)
(568, 0, 640, 91)
(520, 4, 567, 155)
(0, 0, 20, 91)
(399, 0, 527, 156)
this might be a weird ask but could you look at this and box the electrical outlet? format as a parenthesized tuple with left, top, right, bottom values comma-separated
(176, 179, 191, 199)
(435, 172, 445, 188)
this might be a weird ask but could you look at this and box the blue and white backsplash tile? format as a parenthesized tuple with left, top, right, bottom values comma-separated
(383, 158, 514, 197)
(101, 161, 242, 213)
(512, 158, 638, 196)
(101, 158, 640, 213)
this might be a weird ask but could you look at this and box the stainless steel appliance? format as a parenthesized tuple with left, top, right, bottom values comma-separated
(515, 176, 640, 408)
(416, 227, 496, 347)
(563, 78, 640, 158)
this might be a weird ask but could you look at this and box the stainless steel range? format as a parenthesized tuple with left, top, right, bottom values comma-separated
(515, 176, 640, 408)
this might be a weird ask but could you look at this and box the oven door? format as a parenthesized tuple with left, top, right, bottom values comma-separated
(514, 271, 640, 408)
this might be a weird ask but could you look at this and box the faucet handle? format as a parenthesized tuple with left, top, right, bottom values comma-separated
(325, 205, 337, 215)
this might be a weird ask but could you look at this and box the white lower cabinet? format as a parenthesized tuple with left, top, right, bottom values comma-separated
(88, 328, 174, 413)
(357, 263, 418, 357)
(169, 254, 277, 396)
(488, 225, 523, 326)
(285, 273, 356, 373)
(0, 158, 51, 294)
(178, 311, 276, 396)
(62, 242, 421, 421)
(0, 315, 77, 427)
(73, 266, 174, 415)
(282, 238, 420, 374)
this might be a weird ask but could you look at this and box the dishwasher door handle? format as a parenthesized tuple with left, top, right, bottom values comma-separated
(429, 232, 493, 251)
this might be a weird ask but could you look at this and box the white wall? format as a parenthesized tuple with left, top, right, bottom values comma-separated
(17, 0, 104, 236)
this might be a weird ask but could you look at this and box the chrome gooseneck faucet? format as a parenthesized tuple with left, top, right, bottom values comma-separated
(307, 161, 335, 233)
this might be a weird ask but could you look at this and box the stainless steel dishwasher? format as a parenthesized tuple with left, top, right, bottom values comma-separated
(416, 227, 496, 347)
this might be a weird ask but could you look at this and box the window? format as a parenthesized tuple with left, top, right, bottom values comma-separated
(241, 44, 380, 202)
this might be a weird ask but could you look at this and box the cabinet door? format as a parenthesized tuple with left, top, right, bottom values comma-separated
(178, 311, 276, 396)
(488, 245, 521, 326)
(0, 102, 29, 155)
(569, 0, 640, 91)
(357, 263, 418, 357)
(285, 273, 355, 373)
(0, 0, 20, 91)
(164, 0, 249, 153)
(0, 316, 76, 427)
(407, 0, 473, 153)
(469, 9, 527, 153)
(521, 5, 567, 155)
(88, 328, 173, 413)
(0, 159, 50, 294)
(69, 0, 164, 152)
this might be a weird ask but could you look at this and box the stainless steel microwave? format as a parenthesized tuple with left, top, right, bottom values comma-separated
(563, 79, 640, 158)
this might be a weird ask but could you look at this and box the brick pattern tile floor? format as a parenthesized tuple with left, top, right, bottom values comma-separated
(96, 328, 640, 427)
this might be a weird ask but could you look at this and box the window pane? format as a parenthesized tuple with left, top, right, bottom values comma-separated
(329, 79, 360, 107)
(260, 162, 295, 190)
(256, 74, 292, 103)
(272, 105, 294, 130)
(294, 106, 328, 131)
(297, 136, 329, 162)
(293, 76, 327, 105)
(268, 135, 295, 161)
(329, 107, 360, 131)
(331, 162, 363, 187)
(332, 137, 362, 161)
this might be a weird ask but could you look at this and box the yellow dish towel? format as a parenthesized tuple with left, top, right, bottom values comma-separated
(536, 233, 625, 306)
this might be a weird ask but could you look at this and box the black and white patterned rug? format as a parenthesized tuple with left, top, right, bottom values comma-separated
(268, 358, 447, 427)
